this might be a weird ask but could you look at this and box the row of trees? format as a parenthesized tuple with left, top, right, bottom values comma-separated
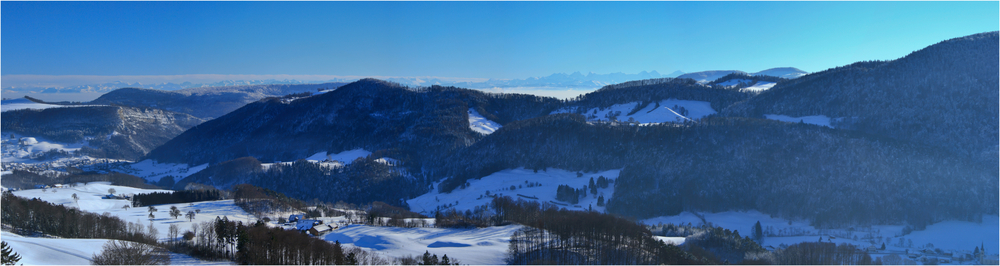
(1, 192, 157, 245)
(179, 216, 388, 264)
(131, 189, 223, 207)
(487, 196, 701, 264)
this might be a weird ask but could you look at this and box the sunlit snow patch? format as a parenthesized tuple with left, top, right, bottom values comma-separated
(557, 99, 716, 124)
(0, 132, 89, 163)
(715, 79, 753, 87)
(324, 224, 524, 265)
(1, 98, 103, 112)
(408, 168, 620, 215)
(764, 114, 833, 128)
(127, 160, 209, 183)
(743, 81, 776, 92)
(468, 108, 501, 134)
(642, 210, 999, 257)
(304, 149, 372, 163)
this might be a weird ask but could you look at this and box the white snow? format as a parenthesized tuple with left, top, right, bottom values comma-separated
(765, 114, 833, 128)
(555, 99, 715, 124)
(11, 182, 256, 242)
(655, 236, 687, 246)
(1, 98, 104, 112)
(743, 81, 777, 92)
(1, 231, 230, 265)
(408, 168, 620, 215)
(468, 108, 501, 134)
(716, 79, 753, 87)
(323, 224, 524, 264)
(126, 160, 209, 183)
(715, 79, 776, 92)
(304, 148, 372, 164)
(642, 210, 999, 258)
(0, 132, 89, 163)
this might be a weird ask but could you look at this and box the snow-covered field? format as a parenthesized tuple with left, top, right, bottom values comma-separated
(743, 81, 776, 92)
(303, 149, 372, 164)
(1, 231, 230, 265)
(468, 108, 501, 134)
(123, 160, 210, 183)
(408, 168, 620, 215)
(0, 98, 102, 112)
(0, 132, 90, 163)
(323, 224, 523, 264)
(261, 149, 374, 170)
(643, 210, 999, 258)
(554, 99, 715, 124)
(715, 79, 777, 92)
(11, 182, 256, 241)
(765, 114, 834, 128)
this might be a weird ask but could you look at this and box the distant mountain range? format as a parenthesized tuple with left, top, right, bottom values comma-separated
(1, 68, 806, 96)
(89, 82, 346, 119)
(677, 67, 808, 83)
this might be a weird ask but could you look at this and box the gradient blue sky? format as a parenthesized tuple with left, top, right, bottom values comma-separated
(3, 1, 998, 79)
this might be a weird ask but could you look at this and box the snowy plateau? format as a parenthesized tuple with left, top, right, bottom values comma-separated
(408, 168, 620, 215)
(553, 99, 716, 124)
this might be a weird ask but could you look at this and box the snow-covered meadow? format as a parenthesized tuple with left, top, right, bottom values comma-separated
(2, 231, 230, 265)
(553, 99, 716, 124)
(11, 182, 256, 241)
(643, 210, 999, 259)
(0, 98, 103, 112)
(408, 168, 620, 215)
(468, 108, 501, 134)
(764, 114, 835, 128)
(324, 224, 523, 265)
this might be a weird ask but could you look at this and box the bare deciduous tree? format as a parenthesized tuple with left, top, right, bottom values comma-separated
(90, 240, 169, 265)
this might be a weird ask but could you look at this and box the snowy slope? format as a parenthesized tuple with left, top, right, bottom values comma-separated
(764, 114, 834, 128)
(0, 98, 102, 112)
(125, 160, 210, 183)
(556, 99, 716, 124)
(261, 149, 374, 170)
(468, 108, 501, 134)
(743, 81, 777, 92)
(715, 79, 753, 87)
(323, 224, 523, 265)
(715, 79, 777, 92)
(677, 70, 745, 83)
(751, 67, 808, 79)
(1, 232, 230, 265)
(643, 210, 999, 257)
(0, 132, 90, 163)
(11, 182, 255, 241)
(304, 149, 373, 163)
(408, 168, 620, 215)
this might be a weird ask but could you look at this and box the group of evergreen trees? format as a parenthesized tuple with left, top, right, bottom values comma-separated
(487, 196, 701, 264)
(132, 189, 223, 207)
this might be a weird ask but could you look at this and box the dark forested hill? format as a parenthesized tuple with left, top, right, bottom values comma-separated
(434, 114, 997, 227)
(143, 79, 562, 168)
(141, 32, 997, 229)
(564, 77, 753, 113)
(722, 31, 999, 165)
(89, 82, 346, 119)
(1, 106, 205, 160)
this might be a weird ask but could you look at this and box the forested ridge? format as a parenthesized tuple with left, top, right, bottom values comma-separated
(436, 114, 996, 227)
(129, 31, 998, 230)
(723, 31, 999, 165)
(1, 105, 204, 160)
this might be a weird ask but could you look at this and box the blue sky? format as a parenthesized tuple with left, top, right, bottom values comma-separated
(2, 1, 997, 80)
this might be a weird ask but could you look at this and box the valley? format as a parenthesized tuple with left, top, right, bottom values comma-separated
(2, 30, 997, 265)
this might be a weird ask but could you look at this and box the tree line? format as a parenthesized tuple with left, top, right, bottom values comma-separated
(132, 189, 224, 207)
(1, 192, 157, 245)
